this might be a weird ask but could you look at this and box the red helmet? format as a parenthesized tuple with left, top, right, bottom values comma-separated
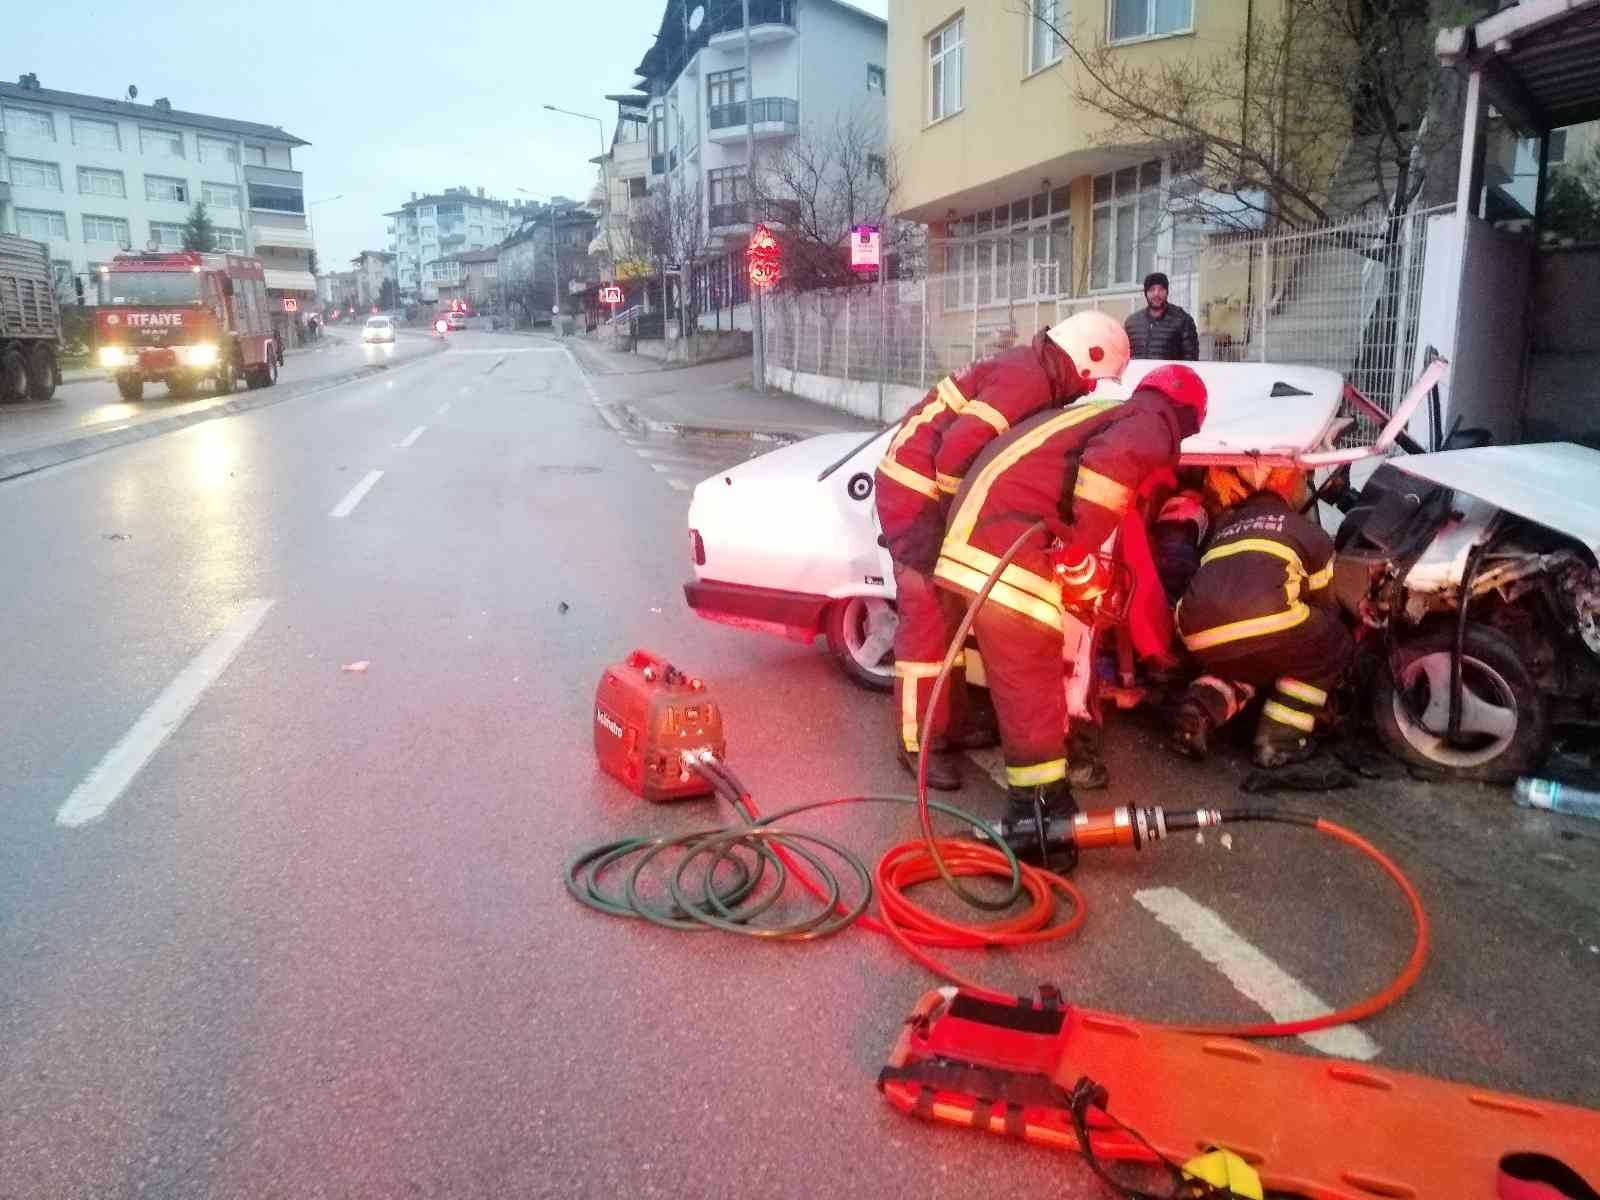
(1137, 364, 1208, 427)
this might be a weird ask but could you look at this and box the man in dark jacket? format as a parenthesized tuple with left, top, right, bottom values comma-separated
(874, 313, 1130, 790)
(1124, 272, 1199, 361)
(1171, 469, 1352, 768)
(933, 364, 1208, 859)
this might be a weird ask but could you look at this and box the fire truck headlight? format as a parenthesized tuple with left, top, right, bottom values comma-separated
(178, 343, 220, 367)
(97, 346, 131, 368)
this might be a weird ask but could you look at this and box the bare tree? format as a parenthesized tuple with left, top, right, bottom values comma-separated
(747, 110, 913, 288)
(630, 176, 709, 334)
(1024, 0, 1471, 232)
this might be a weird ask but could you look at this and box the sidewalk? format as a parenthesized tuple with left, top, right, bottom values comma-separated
(567, 336, 878, 441)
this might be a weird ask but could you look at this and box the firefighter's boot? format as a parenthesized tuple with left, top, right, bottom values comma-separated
(898, 744, 962, 791)
(1067, 723, 1110, 791)
(1170, 698, 1214, 760)
(948, 688, 1000, 751)
(996, 780, 1079, 873)
(1253, 679, 1325, 769)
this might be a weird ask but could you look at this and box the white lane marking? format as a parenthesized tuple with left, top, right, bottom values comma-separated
(448, 347, 564, 355)
(1134, 886, 1381, 1060)
(56, 599, 276, 828)
(397, 425, 426, 448)
(437, 401, 451, 416)
(667, 479, 690, 492)
(649, 463, 671, 474)
(329, 469, 384, 518)
(459, 385, 472, 395)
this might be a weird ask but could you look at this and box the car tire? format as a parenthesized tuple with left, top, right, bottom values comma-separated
(215, 359, 236, 396)
(261, 354, 279, 387)
(825, 596, 897, 692)
(1374, 623, 1549, 783)
(116, 373, 143, 402)
(26, 344, 57, 402)
(0, 348, 27, 402)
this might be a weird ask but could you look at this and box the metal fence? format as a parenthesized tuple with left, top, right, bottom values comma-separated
(760, 203, 1455, 441)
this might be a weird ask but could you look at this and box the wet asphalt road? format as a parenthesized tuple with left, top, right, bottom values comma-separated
(0, 330, 1596, 1198)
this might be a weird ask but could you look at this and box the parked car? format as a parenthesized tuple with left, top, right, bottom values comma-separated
(361, 316, 396, 344)
(681, 358, 1594, 781)
(445, 311, 466, 331)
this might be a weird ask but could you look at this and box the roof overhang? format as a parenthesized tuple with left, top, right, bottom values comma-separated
(1436, 0, 1600, 134)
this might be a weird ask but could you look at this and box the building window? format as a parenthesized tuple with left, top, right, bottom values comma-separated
(867, 154, 887, 181)
(140, 127, 185, 157)
(246, 182, 304, 213)
(71, 117, 121, 150)
(629, 176, 648, 199)
(9, 158, 62, 190)
(707, 68, 747, 110)
(868, 64, 886, 94)
(146, 174, 188, 203)
(941, 189, 1072, 311)
(1090, 159, 1163, 289)
(928, 16, 964, 123)
(650, 104, 665, 157)
(149, 221, 186, 250)
(201, 181, 241, 208)
(419, 205, 435, 218)
(707, 166, 747, 206)
(78, 166, 126, 198)
(16, 208, 69, 240)
(83, 214, 131, 244)
(1549, 128, 1569, 165)
(1028, 0, 1063, 72)
(4, 106, 55, 140)
(214, 227, 246, 252)
(1110, 0, 1192, 43)
(243, 144, 267, 166)
(198, 136, 238, 164)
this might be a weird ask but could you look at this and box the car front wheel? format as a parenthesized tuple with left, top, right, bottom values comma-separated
(825, 596, 897, 692)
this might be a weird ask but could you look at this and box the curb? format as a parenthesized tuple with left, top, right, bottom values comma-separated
(0, 341, 447, 485)
(612, 402, 801, 445)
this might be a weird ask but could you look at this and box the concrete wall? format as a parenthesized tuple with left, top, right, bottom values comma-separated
(1524, 244, 1600, 443)
(1448, 216, 1531, 445)
(765, 364, 923, 423)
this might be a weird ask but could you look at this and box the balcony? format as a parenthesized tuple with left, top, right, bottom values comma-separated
(708, 202, 749, 231)
(244, 164, 305, 215)
(707, 98, 799, 144)
(707, 0, 795, 48)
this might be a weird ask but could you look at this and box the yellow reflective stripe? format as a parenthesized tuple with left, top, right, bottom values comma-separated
(1006, 759, 1067, 787)
(1181, 603, 1310, 652)
(934, 555, 1064, 632)
(1072, 467, 1134, 515)
(936, 376, 968, 414)
(939, 538, 1062, 609)
(946, 401, 1119, 545)
(901, 672, 921, 750)
(936, 472, 963, 495)
(963, 400, 1010, 435)
(1305, 561, 1334, 591)
(964, 646, 987, 688)
(1263, 700, 1317, 733)
(878, 455, 942, 501)
(1277, 678, 1328, 707)
(1199, 538, 1306, 573)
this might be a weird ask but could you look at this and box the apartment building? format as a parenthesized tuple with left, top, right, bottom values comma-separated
(385, 187, 525, 302)
(889, 1, 1304, 354)
(350, 249, 396, 309)
(0, 72, 314, 306)
(630, 0, 888, 329)
(428, 247, 500, 309)
(591, 93, 653, 280)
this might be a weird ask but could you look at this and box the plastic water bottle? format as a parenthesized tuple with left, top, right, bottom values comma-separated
(1513, 776, 1600, 822)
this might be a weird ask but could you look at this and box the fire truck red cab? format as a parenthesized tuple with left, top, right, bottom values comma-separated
(95, 251, 279, 401)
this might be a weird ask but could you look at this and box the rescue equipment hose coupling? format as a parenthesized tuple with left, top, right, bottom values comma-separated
(977, 803, 1226, 858)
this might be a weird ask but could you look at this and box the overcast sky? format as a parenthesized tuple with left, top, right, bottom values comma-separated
(9, 0, 886, 269)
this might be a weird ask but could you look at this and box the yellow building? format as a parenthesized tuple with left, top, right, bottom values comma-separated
(888, 0, 1298, 357)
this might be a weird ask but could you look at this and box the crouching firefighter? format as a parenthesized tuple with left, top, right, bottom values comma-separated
(873, 312, 1131, 791)
(933, 364, 1209, 864)
(1172, 467, 1353, 768)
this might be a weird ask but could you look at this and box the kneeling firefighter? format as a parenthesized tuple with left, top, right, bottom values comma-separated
(932, 364, 1209, 856)
(873, 312, 1131, 791)
(1172, 467, 1353, 767)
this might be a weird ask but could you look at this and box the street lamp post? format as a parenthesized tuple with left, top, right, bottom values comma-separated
(305, 193, 342, 301)
(543, 105, 616, 277)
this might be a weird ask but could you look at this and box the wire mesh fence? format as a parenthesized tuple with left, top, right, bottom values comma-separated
(761, 204, 1454, 443)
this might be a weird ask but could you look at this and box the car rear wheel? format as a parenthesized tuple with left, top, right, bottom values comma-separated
(27, 344, 57, 402)
(1374, 623, 1549, 782)
(825, 596, 897, 692)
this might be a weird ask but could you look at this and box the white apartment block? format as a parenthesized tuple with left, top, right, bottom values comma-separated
(630, 0, 888, 329)
(385, 187, 526, 302)
(0, 73, 315, 303)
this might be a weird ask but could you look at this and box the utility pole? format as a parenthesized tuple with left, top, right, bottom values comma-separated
(744, 0, 765, 392)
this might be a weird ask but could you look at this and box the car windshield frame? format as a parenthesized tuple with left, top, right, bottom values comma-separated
(97, 271, 202, 307)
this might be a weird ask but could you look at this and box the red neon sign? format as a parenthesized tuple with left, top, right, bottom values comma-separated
(746, 223, 781, 290)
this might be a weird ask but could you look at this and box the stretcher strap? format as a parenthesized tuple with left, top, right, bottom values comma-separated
(877, 1060, 1074, 1114)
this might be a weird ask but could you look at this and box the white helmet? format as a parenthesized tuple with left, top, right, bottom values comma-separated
(1045, 311, 1131, 386)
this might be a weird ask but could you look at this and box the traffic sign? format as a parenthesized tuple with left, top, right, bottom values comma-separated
(281, 297, 299, 312)
(600, 285, 624, 305)
(851, 225, 880, 272)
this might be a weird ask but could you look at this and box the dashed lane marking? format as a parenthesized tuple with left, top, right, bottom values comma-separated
(329, 469, 384, 518)
(397, 425, 426, 448)
(56, 598, 276, 828)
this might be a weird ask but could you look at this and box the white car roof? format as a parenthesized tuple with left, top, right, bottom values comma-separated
(1391, 442, 1600, 557)
(1098, 359, 1346, 463)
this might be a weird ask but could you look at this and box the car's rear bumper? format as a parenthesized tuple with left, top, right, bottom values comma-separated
(683, 578, 830, 643)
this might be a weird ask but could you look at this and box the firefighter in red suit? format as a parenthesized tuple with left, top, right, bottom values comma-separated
(933, 364, 1209, 857)
(874, 312, 1131, 790)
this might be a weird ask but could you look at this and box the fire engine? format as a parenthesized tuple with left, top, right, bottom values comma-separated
(95, 251, 279, 401)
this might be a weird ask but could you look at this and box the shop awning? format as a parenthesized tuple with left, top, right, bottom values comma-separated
(264, 268, 317, 293)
